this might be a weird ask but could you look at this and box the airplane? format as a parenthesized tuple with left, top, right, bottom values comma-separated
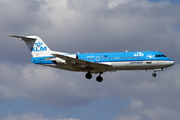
(10, 35, 175, 82)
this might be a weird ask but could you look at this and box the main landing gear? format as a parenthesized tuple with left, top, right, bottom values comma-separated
(85, 72, 92, 79)
(85, 72, 103, 82)
(96, 73, 103, 82)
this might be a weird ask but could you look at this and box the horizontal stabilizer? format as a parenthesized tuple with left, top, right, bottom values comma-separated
(8, 35, 36, 41)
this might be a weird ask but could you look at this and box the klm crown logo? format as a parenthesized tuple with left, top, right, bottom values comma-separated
(31, 41, 47, 52)
(35, 41, 43, 47)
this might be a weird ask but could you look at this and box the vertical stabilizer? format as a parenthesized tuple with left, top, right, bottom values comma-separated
(9, 35, 52, 57)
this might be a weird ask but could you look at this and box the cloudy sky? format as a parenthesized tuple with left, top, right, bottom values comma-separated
(0, 0, 180, 120)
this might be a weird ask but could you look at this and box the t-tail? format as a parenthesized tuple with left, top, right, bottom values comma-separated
(9, 35, 52, 57)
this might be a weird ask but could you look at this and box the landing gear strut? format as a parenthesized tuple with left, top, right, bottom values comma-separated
(152, 68, 163, 77)
(96, 73, 103, 82)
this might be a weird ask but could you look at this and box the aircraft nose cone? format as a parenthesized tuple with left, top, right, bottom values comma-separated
(167, 60, 175, 66)
(171, 60, 175, 65)
(159, 60, 175, 67)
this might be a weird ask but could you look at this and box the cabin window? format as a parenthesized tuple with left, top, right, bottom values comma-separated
(156, 55, 163, 57)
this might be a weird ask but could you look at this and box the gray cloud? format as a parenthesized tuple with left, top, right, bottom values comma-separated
(0, 0, 180, 120)
(1, 111, 79, 120)
(0, 62, 179, 110)
(0, 0, 50, 34)
(0, 0, 51, 63)
(1, 0, 180, 62)
(36, 0, 180, 61)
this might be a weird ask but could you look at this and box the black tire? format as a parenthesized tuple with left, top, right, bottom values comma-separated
(85, 73, 92, 79)
(96, 76, 103, 82)
(152, 73, 157, 77)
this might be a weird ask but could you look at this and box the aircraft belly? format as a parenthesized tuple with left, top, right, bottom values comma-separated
(110, 61, 161, 70)
(40, 60, 172, 73)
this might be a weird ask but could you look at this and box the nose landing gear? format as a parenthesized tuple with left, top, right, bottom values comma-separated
(152, 68, 163, 77)
(152, 72, 157, 77)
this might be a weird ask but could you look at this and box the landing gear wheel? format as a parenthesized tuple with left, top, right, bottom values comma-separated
(96, 76, 103, 82)
(85, 72, 92, 79)
(152, 73, 157, 77)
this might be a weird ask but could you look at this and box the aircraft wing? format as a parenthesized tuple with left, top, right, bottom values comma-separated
(52, 53, 112, 73)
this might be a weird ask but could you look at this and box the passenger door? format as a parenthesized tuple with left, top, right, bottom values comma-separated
(146, 54, 152, 64)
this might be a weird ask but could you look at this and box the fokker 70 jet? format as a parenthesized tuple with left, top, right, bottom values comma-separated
(10, 35, 174, 82)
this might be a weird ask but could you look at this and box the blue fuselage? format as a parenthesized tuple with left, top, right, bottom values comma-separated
(31, 51, 174, 73)
(77, 51, 171, 63)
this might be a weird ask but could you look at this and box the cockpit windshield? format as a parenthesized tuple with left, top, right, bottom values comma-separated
(155, 55, 166, 57)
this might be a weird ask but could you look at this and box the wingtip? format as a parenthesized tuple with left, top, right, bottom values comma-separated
(7, 35, 20, 38)
(7, 34, 13, 37)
